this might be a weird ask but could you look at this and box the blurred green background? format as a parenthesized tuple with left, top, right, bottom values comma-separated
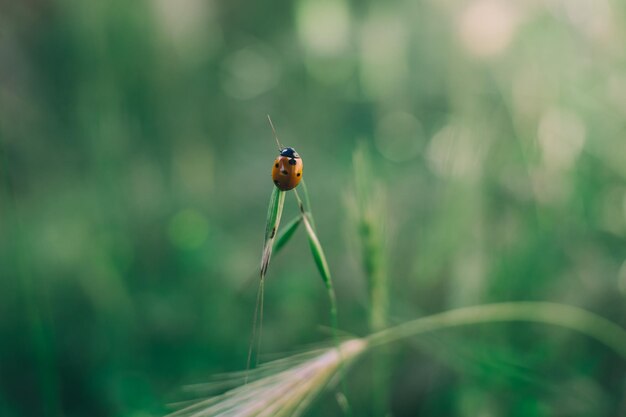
(2, 0, 626, 416)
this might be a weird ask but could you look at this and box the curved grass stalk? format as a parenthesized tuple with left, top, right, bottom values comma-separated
(174, 302, 626, 417)
(367, 301, 626, 358)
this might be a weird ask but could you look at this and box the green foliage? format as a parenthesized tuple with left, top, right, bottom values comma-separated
(2, 1, 626, 416)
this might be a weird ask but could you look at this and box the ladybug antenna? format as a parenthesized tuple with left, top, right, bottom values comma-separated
(267, 115, 283, 151)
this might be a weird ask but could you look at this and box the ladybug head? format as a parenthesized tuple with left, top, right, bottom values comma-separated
(280, 147, 300, 158)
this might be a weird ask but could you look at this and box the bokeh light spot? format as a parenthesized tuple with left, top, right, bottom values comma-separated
(296, 0, 350, 56)
(221, 46, 280, 100)
(152, 0, 222, 58)
(459, 0, 519, 57)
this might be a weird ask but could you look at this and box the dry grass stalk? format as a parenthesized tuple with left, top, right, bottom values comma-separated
(169, 339, 368, 417)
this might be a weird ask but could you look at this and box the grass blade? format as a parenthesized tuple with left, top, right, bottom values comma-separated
(302, 215, 332, 289)
(299, 180, 315, 228)
(247, 186, 286, 379)
(261, 187, 286, 277)
(294, 189, 337, 342)
(236, 215, 302, 296)
(273, 215, 302, 254)
(300, 211, 352, 415)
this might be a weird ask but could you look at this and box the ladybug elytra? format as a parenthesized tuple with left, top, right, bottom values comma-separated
(272, 147, 303, 191)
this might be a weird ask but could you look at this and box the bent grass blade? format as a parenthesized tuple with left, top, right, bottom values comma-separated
(294, 189, 337, 336)
(246, 187, 286, 380)
(273, 215, 302, 254)
(261, 187, 286, 276)
(298, 180, 315, 228)
(300, 204, 352, 415)
(235, 215, 303, 296)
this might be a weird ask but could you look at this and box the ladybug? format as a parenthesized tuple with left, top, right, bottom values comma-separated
(272, 147, 303, 191)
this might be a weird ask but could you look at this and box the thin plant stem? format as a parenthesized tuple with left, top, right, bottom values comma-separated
(367, 302, 626, 359)
(245, 279, 264, 383)
(256, 280, 265, 368)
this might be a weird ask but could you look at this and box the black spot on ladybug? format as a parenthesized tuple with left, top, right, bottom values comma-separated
(288, 158, 297, 166)
(281, 170, 288, 175)
(275, 163, 279, 168)
(274, 180, 280, 186)
(297, 173, 301, 176)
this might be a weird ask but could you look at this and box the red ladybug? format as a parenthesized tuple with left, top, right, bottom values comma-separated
(272, 147, 303, 191)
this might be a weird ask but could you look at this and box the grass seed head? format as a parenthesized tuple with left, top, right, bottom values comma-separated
(169, 339, 368, 417)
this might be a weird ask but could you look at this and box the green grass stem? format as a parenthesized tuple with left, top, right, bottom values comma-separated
(367, 302, 626, 359)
